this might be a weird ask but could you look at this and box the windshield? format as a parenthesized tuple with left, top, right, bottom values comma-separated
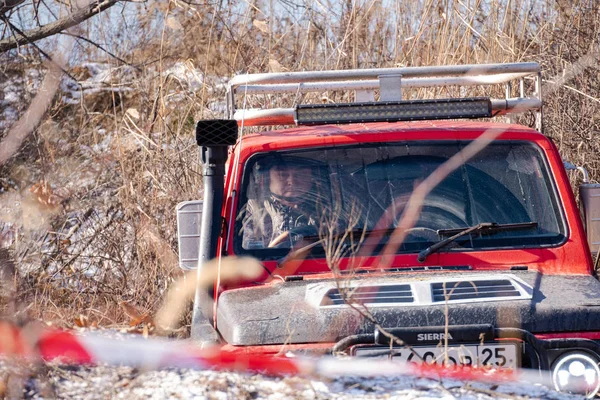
(235, 141, 566, 261)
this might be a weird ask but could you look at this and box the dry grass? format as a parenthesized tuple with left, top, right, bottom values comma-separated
(0, 0, 599, 331)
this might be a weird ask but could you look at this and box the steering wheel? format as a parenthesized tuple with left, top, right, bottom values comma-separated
(404, 226, 439, 241)
(268, 225, 319, 248)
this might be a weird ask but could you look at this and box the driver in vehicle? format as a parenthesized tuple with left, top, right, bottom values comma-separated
(241, 157, 323, 249)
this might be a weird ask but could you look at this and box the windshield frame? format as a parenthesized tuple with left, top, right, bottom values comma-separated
(232, 140, 568, 261)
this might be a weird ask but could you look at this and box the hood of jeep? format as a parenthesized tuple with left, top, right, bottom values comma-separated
(216, 271, 600, 346)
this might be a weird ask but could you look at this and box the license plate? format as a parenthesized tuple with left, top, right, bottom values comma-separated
(355, 343, 518, 368)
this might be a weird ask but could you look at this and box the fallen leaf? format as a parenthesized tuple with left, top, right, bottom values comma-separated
(74, 314, 89, 328)
(59, 239, 71, 254)
(29, 181, 61, 209)
(125, 108, 140, 120)
(120, 301, 154, 326)
(268, 59, 285, 73)
(165, 16, 183, 31)
(252, 19, 269, 33)
(120, 301, 143, 322)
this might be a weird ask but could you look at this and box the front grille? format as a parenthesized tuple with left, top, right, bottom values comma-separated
(431, 279, 521, 302)
(321, 284, 414, 306)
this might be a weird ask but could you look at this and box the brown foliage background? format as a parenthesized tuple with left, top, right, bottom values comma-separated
(0, 0, 599, 329)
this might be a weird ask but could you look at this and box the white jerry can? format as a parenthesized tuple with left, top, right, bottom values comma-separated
(176, 200, 203, 271)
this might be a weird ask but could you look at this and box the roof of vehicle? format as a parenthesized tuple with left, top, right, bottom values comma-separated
(235, 120, 547, 158)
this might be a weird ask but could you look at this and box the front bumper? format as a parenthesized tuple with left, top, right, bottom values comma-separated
(334, 324, 600, 371)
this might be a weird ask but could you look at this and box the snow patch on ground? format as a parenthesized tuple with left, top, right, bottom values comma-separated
(0, 66, 44, 132)
(164, 61, 204, 93)
(61, 63, 137, 105)
(3, 363, 579, 400)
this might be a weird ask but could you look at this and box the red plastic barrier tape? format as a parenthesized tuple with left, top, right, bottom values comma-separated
(0, 322, 553, 388)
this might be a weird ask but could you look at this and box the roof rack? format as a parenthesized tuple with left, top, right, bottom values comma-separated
(227, 62, 543, 132)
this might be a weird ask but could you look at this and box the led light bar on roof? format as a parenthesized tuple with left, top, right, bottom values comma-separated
(295, 97, 492, 126)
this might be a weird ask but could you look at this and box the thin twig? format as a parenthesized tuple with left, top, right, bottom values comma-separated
(59, 32, 141, 72)
(1, 16, 81, 84)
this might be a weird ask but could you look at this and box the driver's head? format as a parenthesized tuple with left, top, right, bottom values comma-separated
(269, 163, 313, 206)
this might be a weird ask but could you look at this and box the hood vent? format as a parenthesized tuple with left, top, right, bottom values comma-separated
(321, 284, 414, 306)
(431, 279, 521, 302)
(308, 274, 533, 309)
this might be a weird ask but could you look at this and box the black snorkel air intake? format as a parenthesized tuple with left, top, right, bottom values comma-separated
(191, 119, 238, 344)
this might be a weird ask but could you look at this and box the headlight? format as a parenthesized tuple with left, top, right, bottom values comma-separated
(552, 352, 600, 398)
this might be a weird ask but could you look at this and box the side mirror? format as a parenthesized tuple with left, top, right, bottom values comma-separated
(580, 184, 600, 256)
(176, 200, 203, 270)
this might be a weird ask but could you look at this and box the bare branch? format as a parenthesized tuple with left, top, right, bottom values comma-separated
(0, 0, 119, 53)
(0, 0, 25, 16)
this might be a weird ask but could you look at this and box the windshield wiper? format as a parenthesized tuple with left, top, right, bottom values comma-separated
(417, 222, 538, 263)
